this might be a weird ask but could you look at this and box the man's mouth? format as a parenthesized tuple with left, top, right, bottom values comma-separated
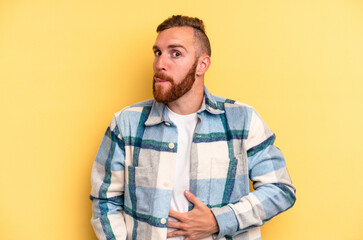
(154, 76, 168, 83)
(154, 72, 174, 84)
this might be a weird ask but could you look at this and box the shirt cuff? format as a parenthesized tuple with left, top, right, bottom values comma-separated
(210, 205, 239, 239)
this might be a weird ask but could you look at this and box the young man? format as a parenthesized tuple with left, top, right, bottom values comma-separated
(90, 15, 296, 240)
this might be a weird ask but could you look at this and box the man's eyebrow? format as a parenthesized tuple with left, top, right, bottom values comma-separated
(167, 44, 187, 51)
(152, 44, 187, 52)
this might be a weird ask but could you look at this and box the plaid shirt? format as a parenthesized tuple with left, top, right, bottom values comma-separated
(90, 87, 296, 240)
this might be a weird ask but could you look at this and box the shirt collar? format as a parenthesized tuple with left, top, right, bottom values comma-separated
(199, 86, 225, 115)
(144, 86, 224, 126)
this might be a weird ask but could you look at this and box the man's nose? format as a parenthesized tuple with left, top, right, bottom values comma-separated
(154, 55, 167, 71)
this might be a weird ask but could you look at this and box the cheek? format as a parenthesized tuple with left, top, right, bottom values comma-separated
(173, 72, 186, 84)
(177, 66, 191, 77)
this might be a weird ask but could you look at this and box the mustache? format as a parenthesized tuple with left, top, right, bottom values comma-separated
(153, 72, 174, 83)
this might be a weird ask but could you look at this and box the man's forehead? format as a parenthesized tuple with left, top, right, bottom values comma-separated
(154, 26, 195, 48)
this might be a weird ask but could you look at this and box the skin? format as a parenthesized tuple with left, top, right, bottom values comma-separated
(152, 26, 219, 239)
(153, 26, 211, 115)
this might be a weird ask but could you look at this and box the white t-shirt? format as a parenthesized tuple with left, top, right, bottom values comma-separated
(166, 107, 198, 239)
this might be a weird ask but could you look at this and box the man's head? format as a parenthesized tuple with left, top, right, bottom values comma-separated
(152, 15, 211, 104)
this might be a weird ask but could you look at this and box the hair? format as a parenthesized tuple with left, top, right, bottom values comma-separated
(156, 15, 211, 57)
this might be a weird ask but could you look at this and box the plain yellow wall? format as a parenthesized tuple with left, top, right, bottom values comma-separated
(1, 0, 362, 239)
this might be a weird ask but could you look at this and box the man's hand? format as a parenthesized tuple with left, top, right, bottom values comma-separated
(167, 190, 219, 240)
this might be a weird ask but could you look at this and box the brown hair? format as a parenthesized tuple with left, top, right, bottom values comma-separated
(156, 15, 211, 57)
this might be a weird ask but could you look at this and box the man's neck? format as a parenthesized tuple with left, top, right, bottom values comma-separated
(167, 81, 204, 115)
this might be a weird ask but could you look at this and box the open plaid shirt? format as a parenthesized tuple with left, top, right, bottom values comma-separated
(90, 87, 296, 240)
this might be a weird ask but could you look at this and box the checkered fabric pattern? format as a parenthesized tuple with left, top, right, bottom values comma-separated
(90, 87, 296, 240)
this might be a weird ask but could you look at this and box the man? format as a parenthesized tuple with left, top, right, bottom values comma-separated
(90, 15, 296, 240)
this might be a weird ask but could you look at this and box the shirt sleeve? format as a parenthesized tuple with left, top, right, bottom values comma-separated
(90, 115, 127, 240)
(211, 108, 296, 239)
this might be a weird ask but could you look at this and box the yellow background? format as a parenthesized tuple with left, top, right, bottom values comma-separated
(1, 0, 362, 239)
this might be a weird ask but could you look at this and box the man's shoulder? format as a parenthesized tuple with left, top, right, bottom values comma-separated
(211, 93, 253, 110)
(209, 92, 258, 127)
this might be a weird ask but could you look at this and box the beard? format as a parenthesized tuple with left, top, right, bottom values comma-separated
(153, 60, 198, 104)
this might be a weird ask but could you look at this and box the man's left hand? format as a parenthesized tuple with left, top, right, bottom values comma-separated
(167, 190, 219, 240)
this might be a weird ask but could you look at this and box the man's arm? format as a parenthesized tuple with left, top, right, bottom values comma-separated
(210, 108, 296, 239)
(90, 115, 127, 240)
(167, 109, 296, 240)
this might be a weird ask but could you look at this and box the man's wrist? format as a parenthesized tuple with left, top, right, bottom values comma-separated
(210, 205, 239, 239)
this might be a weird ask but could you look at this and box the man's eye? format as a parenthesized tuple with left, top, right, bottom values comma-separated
(154, 50, 161, 56)
(172, 51, 181, 57)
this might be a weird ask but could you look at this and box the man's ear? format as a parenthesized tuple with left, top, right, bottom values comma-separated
(196, 55, 211, 76)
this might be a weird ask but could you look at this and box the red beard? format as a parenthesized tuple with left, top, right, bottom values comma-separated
(153, 60, 198, 104)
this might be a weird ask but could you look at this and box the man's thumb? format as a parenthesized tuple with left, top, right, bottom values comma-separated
(184, 190, 201, 206)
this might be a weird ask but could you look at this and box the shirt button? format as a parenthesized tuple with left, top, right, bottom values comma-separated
(168, 142, 175, 149)
(165, 122, 171, 126)
(160, 218, 166, 224)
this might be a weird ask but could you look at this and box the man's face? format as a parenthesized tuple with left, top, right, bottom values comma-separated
(152, 27, 199, 103)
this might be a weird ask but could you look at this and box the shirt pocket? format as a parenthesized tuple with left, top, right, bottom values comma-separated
(127, 165, 156, 216)
(209, 154, 242, 206)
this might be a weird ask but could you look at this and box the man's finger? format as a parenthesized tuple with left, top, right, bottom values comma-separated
(184, 190, 203, 207)
(168, 209, 187, 221)
(167, 220, 184, 229)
